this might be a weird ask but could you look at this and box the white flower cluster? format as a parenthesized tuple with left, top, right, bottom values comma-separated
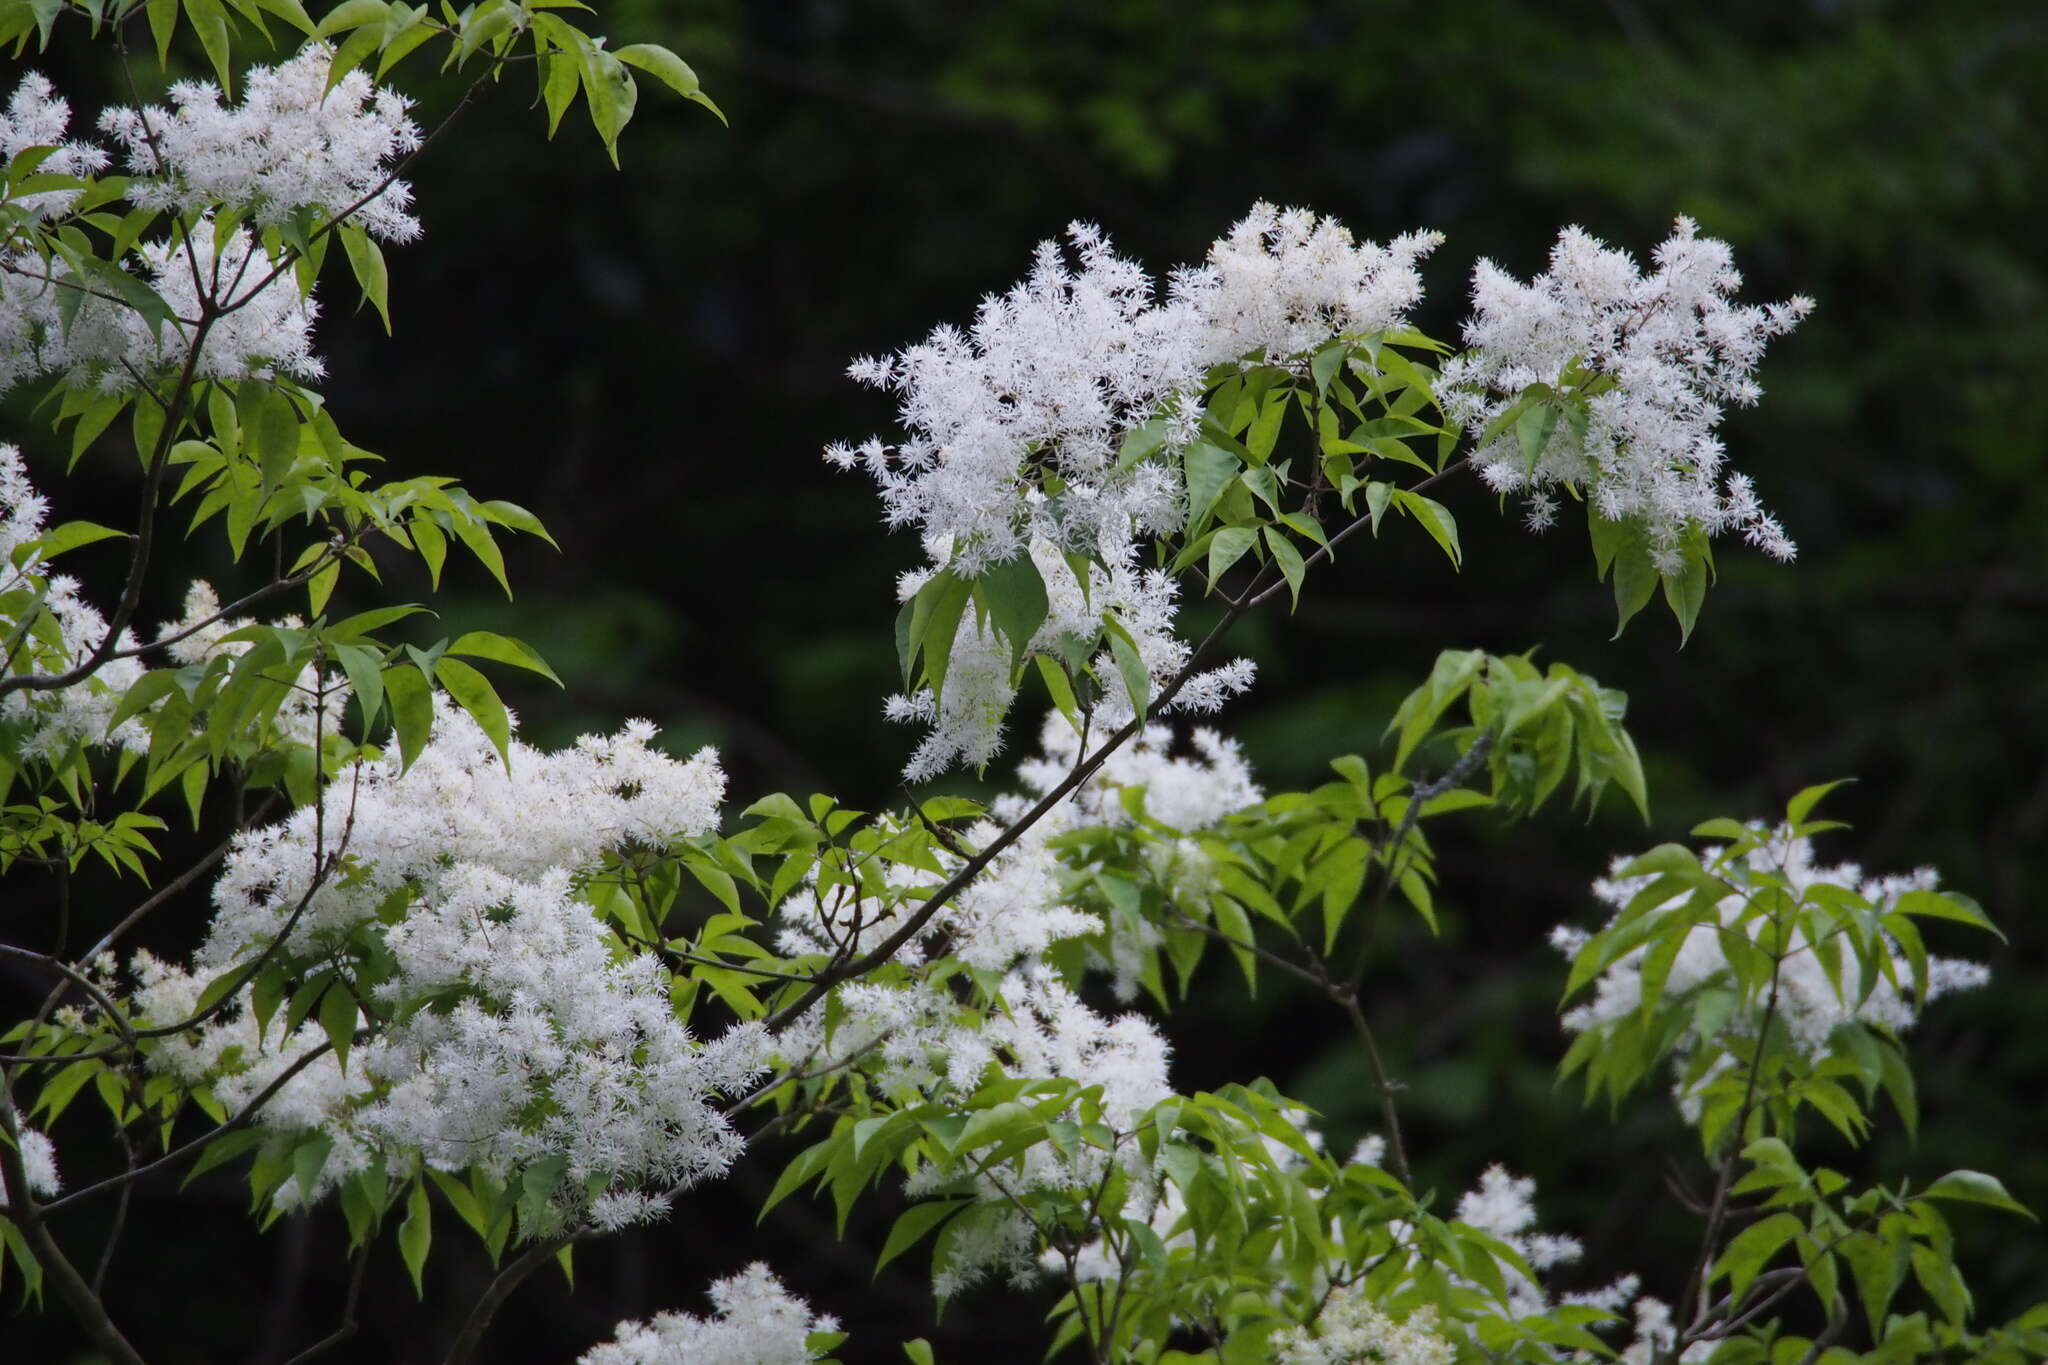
(157, 580, 351, 747)
(0, 453, 352, 762)
(832, 222, 1199, 573)
(101, 44, 422, 243)
(1447, 1164, 1701, 1361)
(130, 700, 761, 1223)
(1456, 1164, 1622, 1319)
(2, 50, 418, 399)
(1273, 1294, 1455, 1365)
(1439, 218, 1812, 568)
(1, 73, 110, 219)
(1182, 203, 1442, 368)
(0, 1125, 61, 1207)
(1554, 825, 1991, 1104)
(777, 711, 1259, 991)
(774, 715, 1263, 1294)
(885, 538, 1254, 781)
(836, 204, 1437, 571)
(0, 444, 148, 758)
(2, 215, 320, 396)
(842, 202, 1433, 778)
(906, 964, 1175, 1298)
(580, 1262, 839, 1365)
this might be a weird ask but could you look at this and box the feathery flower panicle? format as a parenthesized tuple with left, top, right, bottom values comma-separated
(882, 535, 1251, 782)
(580, 1262, 839, 1365)
(1556, 824, 1990, 1116)
(129, 700, 758, 1224)
(0, 1126, 61, 1207)
(0, 73, 111, 219)
(0, 446, 148, 757)
(1440, 218, 1811, 571)
(101, 44, 422, 243)
(2, 217, 320, 397)
(1273, 1293, 1455, 1365)
(839, 204, 1433, 778)
(835, 203, 1438, 577)
(838, 222, 1202, 575)
(1175, 202, 1442, 364)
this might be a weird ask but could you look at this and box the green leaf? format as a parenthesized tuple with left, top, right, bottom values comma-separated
(875, 1199, 968, 1276)
(613, 42, 700, 96)
(314, 0, 386, 35)
(339, 226, 390, 332)
(183, 0, 232, 87)
(1263, 526, 1305, 608)
(383, 662, 432, 773)
(239, 382, 299, 488)
(434, 656, 511, 768)
(1786, 779, 1851, 826)
(1183, 441, 1237, 530)
(399, 1179, 431, 1296)
(1205, 525, 1258, 590)
(1394, 489, 1460, 567)
(1103, 615, 1150, 719)
(902, 567, 973, 704)
(1661, 524, 1713, 645)
(32, 520, 127, 559)
(1713, 1210, 1804, 1300)
(580, 48, 638, 166)
(977, 554, 1048, 667)
(1894, 889, 2005, 942)
(1515, 400, 1559, 469)
(1921, 1171, 2036, 1220)
(318, 981, 358, 1074)
(446, 631, 563, 687)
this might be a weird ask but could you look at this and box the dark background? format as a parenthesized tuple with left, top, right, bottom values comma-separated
(6, 0, 2045, 1359)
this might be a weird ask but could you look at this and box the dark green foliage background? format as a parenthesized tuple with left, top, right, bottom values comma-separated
(8, 0, 2045, 1359)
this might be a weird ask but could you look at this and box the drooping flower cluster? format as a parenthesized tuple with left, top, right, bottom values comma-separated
(835, 205, 1439, 571)
(1553, 824, 1991, 1110)
(101, 44, 422, 242)
(3, 52, 420, 400)
(840, 203, 1435, 778)
(1440, 218, 1811, 566)
(128, 700, 762, 1224)
(1, 73, 110, 219)
(771, 714, 1261, 1294)
(3, 214, 321, 395)
(580, 1262, 840, 1365)
(1272, 1294, 1456, 1365)
(0, 1125, 61, 1208)
(1177, 203, 1442, 367)
(884, 538, 1254, 780)
(0, 444, 148, 758)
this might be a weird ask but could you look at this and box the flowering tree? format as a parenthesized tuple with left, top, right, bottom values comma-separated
(0, 5, 2042, 1364)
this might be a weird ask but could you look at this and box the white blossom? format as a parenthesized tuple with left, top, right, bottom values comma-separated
(580, 1263, 839, 1365)
(1441, 218, 1811, 570)
(0, 1125, 62, 1207)
(1, 72, 110, 219)
(131, 700, 754, 1223)
(884, 536, 1251, 782)
(841, 203, 1430, 778)
(101, 44, 422, 242)
(2, 217, 320, 396)
(1273, 1293, 1455, 1365)
(1557, 824, 1991, 1114)
(0, 445, 148, 757)
(1174, 202, 1441, 365)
